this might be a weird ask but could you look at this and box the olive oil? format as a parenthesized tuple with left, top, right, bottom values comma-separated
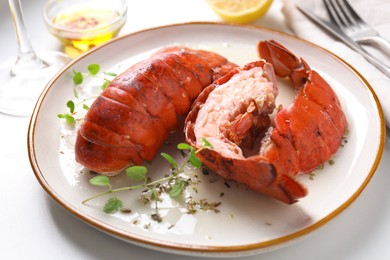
(52, 8, 124, 58)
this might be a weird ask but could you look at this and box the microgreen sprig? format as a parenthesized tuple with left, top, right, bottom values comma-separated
(72, 63, 117, 91)
(82, 139, 213, 216)
(57, 97, 95, 126)
(57, 100, 76, 125)
(58, 63, 117, 125)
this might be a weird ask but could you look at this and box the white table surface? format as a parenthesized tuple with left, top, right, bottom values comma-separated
(1, 0, 389, 259)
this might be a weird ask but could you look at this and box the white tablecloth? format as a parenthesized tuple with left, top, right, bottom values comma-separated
(1, 1, 389, 259)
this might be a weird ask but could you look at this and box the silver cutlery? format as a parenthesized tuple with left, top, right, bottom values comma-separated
(323, 0, 390, 55)
(296, 3, 390, 77)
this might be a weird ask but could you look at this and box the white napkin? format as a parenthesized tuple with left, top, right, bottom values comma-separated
(281, 0, 390, 128)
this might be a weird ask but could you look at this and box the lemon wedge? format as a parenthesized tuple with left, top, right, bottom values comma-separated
(206, 0, 273, 24)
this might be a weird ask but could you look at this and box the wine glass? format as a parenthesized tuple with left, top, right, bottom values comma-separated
(0, 0, 71, 116)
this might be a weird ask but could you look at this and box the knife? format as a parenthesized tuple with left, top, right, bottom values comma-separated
(296, 3, 390, 78)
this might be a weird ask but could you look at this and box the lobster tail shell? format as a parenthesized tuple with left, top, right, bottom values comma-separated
(75, 46, 237, 174)
(185, 40, 347, 204)
(185, 60, 308, 204)
(258, 40, 348, 176)
(258, 40, 310, 89)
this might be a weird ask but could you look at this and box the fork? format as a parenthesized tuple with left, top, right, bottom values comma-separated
(323, 0, 390, 55)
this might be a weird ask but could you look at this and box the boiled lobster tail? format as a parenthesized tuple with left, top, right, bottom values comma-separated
(185, 60, 308, 204)
(185, 40, 348, 204)
(75, 46, 237, 174)
(258, 40, 348, 176)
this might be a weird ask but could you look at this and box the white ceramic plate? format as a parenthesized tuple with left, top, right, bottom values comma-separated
(28, 23, 385, 257)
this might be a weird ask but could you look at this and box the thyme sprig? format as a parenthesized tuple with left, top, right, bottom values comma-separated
(82, 138, 213, 215)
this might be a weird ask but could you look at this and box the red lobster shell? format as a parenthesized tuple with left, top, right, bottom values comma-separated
(75, 46, 237, 174)
(184, 40, 348, 204)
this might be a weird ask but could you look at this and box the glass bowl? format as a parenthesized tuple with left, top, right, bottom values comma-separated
(44, 0, 127, 58)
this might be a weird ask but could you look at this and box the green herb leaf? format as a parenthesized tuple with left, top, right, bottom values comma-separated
(160, 152, 178, 168)
(104, 71, 118, 77)
(126, 166, 147, 181)
(189, 149, 201, 168)
(66, 114, 75, 125)
(177, 143, 192, 150)
(202, 138, 213, 149)
(57, 113, 75, 125)
(83, 104, 90, 110)
(103, 197, 123, 213)
(73, 70, 83, 85)
(169, 178, 185, 198)
(73, 87, 79, 99)
(101, 79, 110, 90)
(89, 175, 110, 186)
(88, 64, 100, 75)
(66, 100, 75, 113)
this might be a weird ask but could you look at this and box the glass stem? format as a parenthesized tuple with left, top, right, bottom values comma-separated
(8, 0, 48, 76)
